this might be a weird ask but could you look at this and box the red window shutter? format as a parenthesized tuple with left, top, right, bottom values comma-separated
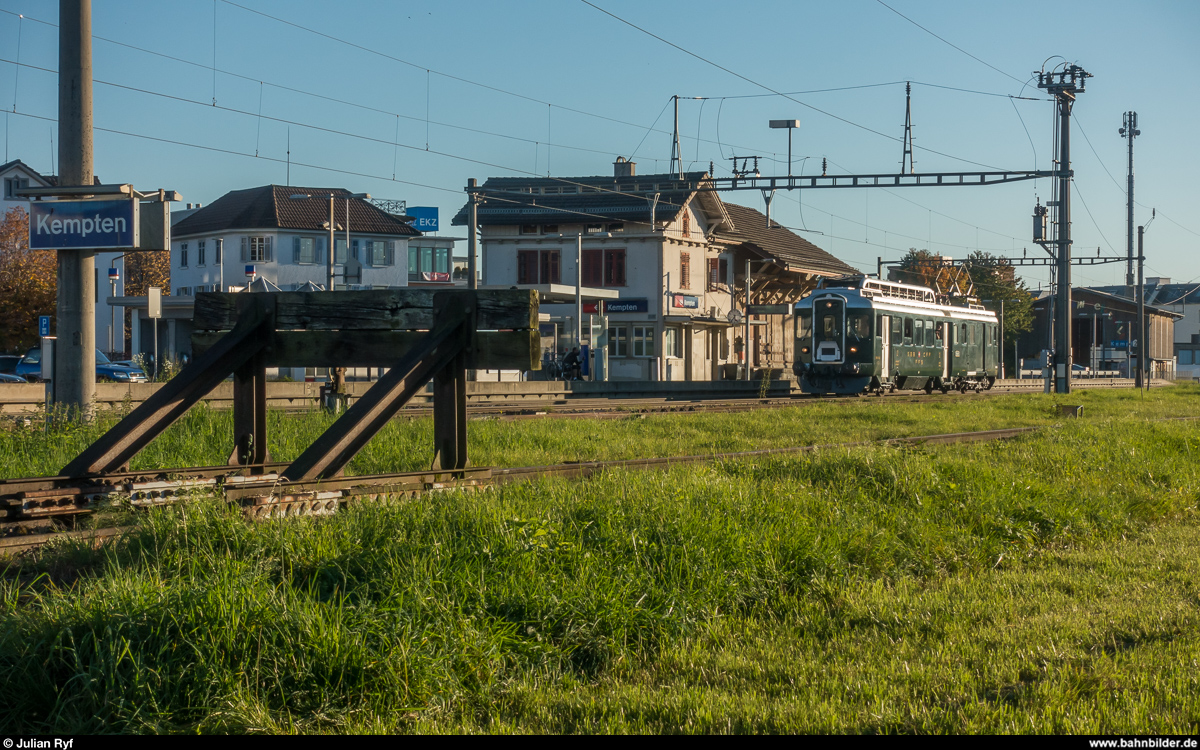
(518, 251, 537, 284)
(680, 252, 690, 290)
(605, 249, 626, 286)
(708, 258, 719, 288)
(542, 250, 560, 284)
(582, 249, 603, 286)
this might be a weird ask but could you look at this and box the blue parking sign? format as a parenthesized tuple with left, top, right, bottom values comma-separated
(39, 316, 51, 336)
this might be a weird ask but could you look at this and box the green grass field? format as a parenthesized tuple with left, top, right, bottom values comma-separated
(0, 387, 1198, 733)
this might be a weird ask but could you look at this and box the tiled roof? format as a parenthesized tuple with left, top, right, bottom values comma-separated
(452, 172, 709, 228)
(716, 202, 858, 277)
(173, 185, 419, 237)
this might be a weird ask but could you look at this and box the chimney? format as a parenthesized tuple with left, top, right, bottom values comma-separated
(614, 156, 636, 178)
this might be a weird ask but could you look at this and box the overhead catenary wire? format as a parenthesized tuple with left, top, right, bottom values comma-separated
(579, 0, 1011, 171)
(873, 0, 1029, 88)
(0, 7, 768, 161)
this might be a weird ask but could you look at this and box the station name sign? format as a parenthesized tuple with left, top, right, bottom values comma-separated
(29, 199, 138, 250)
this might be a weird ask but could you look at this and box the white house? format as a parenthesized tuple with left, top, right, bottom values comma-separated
(114, 184, 420, 377)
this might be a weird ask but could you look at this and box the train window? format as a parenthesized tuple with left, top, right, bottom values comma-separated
(914, 319, 924, 346)
(822, 315, 837, 337)
(904, 317, 913, 343)
(892, 316, 902, 337)
(848, 313, 870, 339)
(798, 309, 812, 338)
(934, 323, 944, 341)
(961, 323, 968, 343)
(925, 319, 934, 347)
(992, 325, 998, 343)
(969, 325, 977, 346)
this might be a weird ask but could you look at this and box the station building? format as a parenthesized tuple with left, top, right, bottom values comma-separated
(454, 159, 857, 382)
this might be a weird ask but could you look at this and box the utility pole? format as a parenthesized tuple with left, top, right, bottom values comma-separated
(670, 95, 682, 179)
(1136, 225, 1145, 389)
(467, 178, 479, 291)
(1120, 112, 1140, 288)
(901, 81, 915, 174)
(1038, 64, 1090, 395)
(743, 258, 752, 381)
(56, 0, 96, 418)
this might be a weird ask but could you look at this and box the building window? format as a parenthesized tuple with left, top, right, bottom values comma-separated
(179, 243, 188, 268)
(406, 245, 452, 281)
(682, 209, 691, 237)
(517, 251, 538, 284)
(517, 249, 560, 284)
(607, 223, 625, 233)
(582, 249, 603, 287)
(294, 237, 317, 265)
(604, 248, 626, 286)
(242, 236, 272, 263)
(197, 240, 206, 267)
(366, 240, 390, 266)
(520, 224, 538, 235)
(540, 249, 560, 284)
(214, 238, 222, 266)
(1180, 350, 1194, 365)
(542, 224, 559, 234)
(632, 326, 655, 357)
(4, 177, 29, 199)
(334, 238, 348, 264)
(585, 223, 604, 234)
(680, 252, 690, 290)
(608, 326, 628, 357)
(708, 257, 729, 290)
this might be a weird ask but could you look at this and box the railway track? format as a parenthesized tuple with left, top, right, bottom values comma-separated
(0, 425, 1041, 558)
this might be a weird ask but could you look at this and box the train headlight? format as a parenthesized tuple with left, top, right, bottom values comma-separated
(801, 346, 809, 354)
(849, 346, 857, 353)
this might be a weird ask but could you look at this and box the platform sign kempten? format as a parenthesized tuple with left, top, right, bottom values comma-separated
(28, 199, 139, 250)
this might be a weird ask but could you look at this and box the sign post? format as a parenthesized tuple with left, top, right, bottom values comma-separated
(19, 184, 179, 414)
(148, 287, 161, 381)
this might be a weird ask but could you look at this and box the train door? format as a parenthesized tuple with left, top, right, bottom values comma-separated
(939, 321, 950, 379)
(880, 314, 891, 378)
(952, 322, 964, 375)
(813, 295, 846, 364)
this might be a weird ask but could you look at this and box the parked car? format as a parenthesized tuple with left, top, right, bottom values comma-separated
(16, 348, 148, 383)
(0, 354, 21, 375)
(0, 372, 27, 383)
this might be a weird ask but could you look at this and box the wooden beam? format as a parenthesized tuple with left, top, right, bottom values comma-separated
(193, 289, 538, 332)
(192, 329, 540, 371)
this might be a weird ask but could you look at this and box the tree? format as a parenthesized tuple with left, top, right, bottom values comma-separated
(125, 250, 170, 298)
(0, 206, 57, 353)
(965, 250, 1035, 371)
(895, 248, 941, 288)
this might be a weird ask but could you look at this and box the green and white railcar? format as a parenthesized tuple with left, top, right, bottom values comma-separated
(793, 277, 999, 395)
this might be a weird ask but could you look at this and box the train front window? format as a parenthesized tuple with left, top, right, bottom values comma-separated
(797, 309, 812, 338)
(848, 313, 870, 340)
(822, 315, 838, 337)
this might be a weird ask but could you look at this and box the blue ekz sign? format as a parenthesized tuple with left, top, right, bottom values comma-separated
(29, 199, 137, 250)
(407, 206, 439, 233)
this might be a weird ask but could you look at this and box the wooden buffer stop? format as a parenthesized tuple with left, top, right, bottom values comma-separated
(60, 289, 539, 482)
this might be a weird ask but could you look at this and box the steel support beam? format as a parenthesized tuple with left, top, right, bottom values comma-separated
(284, 293, 475, 482)
(229, 351, 269, 466)
(60, 298, 274, 477)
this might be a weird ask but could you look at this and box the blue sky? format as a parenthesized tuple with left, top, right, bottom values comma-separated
(2, 0, 1197, 290)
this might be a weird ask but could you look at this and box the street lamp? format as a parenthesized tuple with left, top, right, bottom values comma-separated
(289, 190, 371, 402)
(769, 120, 800, 178)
